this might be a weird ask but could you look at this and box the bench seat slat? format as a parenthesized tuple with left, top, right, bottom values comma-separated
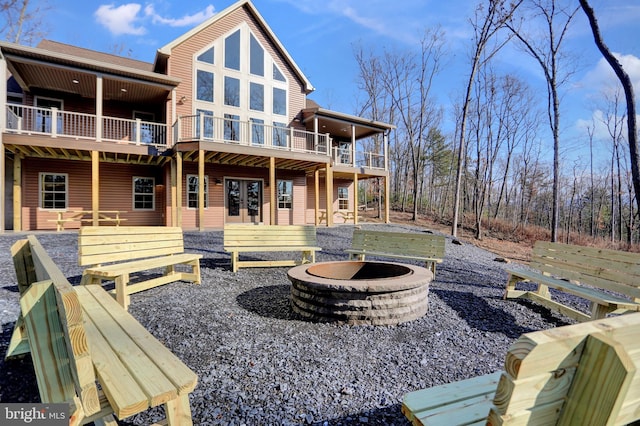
(81, 285, 198, 395)
(83, 253, 202, 277)
(505, 268, 639, 307)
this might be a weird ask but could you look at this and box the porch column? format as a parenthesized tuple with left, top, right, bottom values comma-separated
(0, 53, 5, 232)
(385, 175, 390, 224)
(96, 75, 103, 142)
(270, 157, 276, 224)
(91, 151, 99, 225)
(353, 173, 358, 225)
(13, 156, 21, 231)
(325, 162, 333, 227)
(176, 152, 183, 227)
(351, 125, 356, 167)
(314, 169, 320, 226)
(171, 155, 177, 226)
(198, 149, 205, 231)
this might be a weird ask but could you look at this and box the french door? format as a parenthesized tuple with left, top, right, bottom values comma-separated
(225, 179, 262, 224)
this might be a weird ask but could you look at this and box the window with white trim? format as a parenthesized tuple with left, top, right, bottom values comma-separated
(133, 177, 155, 210)
(277, 180, 293, 209)
(187, 175, 208, 208)
(338, 186, 349, 210)
(40, 173, 67, 209)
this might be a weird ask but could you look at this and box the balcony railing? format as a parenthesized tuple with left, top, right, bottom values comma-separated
(175, 114, 330, 156)
(5, 105, 168, 147)
(332, 147, 386, 170)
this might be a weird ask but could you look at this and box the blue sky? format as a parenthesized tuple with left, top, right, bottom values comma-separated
(44, 0, 640, 166)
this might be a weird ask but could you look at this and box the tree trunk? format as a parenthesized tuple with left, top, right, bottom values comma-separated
(579, 0, 640, 218)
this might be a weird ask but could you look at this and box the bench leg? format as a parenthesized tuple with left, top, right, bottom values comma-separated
(191, 260, 201, 284)
(115, 274, 130, 310)
(231, 251, 239, 273)
(591, 302, 613, 320)
(163, 394, 193, 426)
(535, 283, 551, 299)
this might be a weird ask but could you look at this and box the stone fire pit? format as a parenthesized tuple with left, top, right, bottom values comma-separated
(287, 261, 432, 325)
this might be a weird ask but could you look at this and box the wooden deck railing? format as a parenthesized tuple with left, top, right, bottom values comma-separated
(5, 105, 168, 147)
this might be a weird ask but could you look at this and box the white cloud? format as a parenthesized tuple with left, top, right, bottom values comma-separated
(582, 53, 640, 95)
(144, 5, 216, 27)
(95, 3, 216, 36)
(94, 4, 146, 36)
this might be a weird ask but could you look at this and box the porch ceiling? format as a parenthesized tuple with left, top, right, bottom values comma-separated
(181, 150, 322, 172)
(8, 60, 172, 103)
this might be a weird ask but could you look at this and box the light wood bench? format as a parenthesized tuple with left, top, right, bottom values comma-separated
(402, 312, 640, 426)
(6, 235, 198, 425)
(503, 241, 640, 322)
(78, 226, 202, 310)
(338, 210, 356, 223)
(224, 224, 321, 272)
(345, 229, 445, 276)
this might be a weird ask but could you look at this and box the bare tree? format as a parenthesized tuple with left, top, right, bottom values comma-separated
(0, 0, 50, 45)
(505, 0, 578, 242)
(451, 0, 522, 237)
(579, 0, 640, 223)
(381, 28, 446, 221)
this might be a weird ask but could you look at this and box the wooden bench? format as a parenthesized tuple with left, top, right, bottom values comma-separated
(6, 235, 198, 425)
(402, 312, 640, 426)
(223, 224, 321, 272)
(48, 210, 128, 231)
(345, 229, 445, 276)
(78, 226, 202, 310)
(338, 210, 356, 223)
(503, 241, 640, 322)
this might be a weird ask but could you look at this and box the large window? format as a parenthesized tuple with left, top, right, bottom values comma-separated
(197, 46, 214, 64)
(250, 34, 264, 76)
(40, 173, 67, 209)
(273, 87, 286, 115)
(196, 70, 214, 102)
(224, 113, 240, 142)
(187, 175, 208, 208)
(277, 180, 293, 209)
(133, 177, 154, 210)
(250, 118, 264, 145)
(272, 122, 287, 147)
(249, 82, 264, 111)
(224, 76, 240, 107)
(196, 109, 214, 139)
(338, 186, 349, 210)
(225, 29, 241, 70)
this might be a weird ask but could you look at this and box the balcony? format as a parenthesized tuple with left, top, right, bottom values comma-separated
(174, 114, 330, 156)
(174, 114, 386, 170)
(5, 105, 168, 147)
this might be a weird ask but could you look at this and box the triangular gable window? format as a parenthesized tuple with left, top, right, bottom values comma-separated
(197, 47, 215, 64)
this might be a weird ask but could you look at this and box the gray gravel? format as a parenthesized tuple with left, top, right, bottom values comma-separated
(0, 224, 579, 425)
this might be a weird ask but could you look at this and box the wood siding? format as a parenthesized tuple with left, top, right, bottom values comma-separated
(21, 158, 165, 230)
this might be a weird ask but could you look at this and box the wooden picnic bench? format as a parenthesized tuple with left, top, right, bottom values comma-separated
(78, 226, 202, 310)
(318, 210, 356, 224)
(345, 229, 446, 276)
(402, 312, 640, 426)
(6, 235, 198, 425)
(503, 241, 640, 322)
(223, 224, 321, 272)
(48, 210, 128, 231)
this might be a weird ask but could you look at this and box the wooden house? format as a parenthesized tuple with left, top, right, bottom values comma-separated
(0, 0, 393, 231)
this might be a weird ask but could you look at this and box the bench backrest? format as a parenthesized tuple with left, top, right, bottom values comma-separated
(12, 235, 101, 417)
(488, 312, 640, 425)
(532, 241, 640, 302)
(350, 229, 445, 258)
(78, 226, 186, 266)
(223, 224, 317, 248)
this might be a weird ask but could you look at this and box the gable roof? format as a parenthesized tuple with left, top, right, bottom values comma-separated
(155, 0, 314, 94)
